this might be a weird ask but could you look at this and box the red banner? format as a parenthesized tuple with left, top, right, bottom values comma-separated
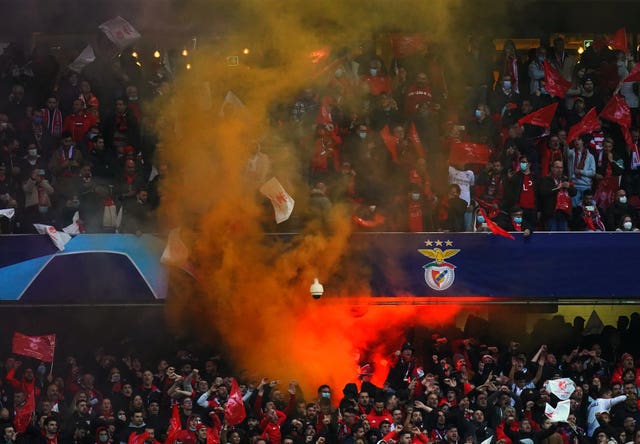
(224, 378, 246, 426)
(518, 102, 558, 128)
(543, 61, 572, 98)
(449, 140, 491, 165)
(624, 62, 640, 82)
(566, 108, 601, 144)
(12, 333, 56, 362)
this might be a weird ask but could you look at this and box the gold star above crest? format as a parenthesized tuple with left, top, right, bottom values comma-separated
(425, 240, 433, 246)
(435, 240, 443, 246)
(445, 240, 453, 246)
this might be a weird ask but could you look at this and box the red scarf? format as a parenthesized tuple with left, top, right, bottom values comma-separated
(43, 108, 63, 137)
(574, 149, 587, 172)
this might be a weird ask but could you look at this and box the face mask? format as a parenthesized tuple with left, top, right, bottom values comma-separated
(28, 149, 38, 157)
(618, 60, 625, 67)
(369, 205, 376, 212)
(358, 131, 367, 139)
(503, 81, 511, 89)
(513, 216, 523, 224)
(619, 196, 628, 204)
(37, 364, 47, 375)
(369, 68, 377, 76)
(520, 162, 528, 171)
(538, 56, 545, 63)
(89, 133, 98, 140)
(128, 96, 138, 101)
(33, 116, 43, 125)
(585, 205, 595, 212)
(38, 206, 49, 214)
(321, 392, 331, 399)
(475, 109, 482, 119)
(411, 193, 421, 201)
(477, 215, 486, 224)
(99, 436, 109, 443)
(624, 221, 633, 230)
(0, 122, 7, 129)
(334, 68, 344, 78)
(540, 87, 548, 95)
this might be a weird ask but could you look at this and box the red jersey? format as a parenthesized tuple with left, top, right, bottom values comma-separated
(518, 174, 536, 209)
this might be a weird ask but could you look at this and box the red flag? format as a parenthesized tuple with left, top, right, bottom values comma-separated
(543, 61, 571, 98)
(624, 62, 640, 82)
(224, 378, 246, 426)
(380, 125, 398, 162)
(389, 34, 427, 58)
(12, 333, 56, 362)
(600, 95, 632, 128)
(622, 126, 640, 170)
(478, 208, 514, 240)
(129, 432, 150, 444)
(566, 108, 601, 144)
(449, 140, 491, 165)
(608, 27, 628, 51)
(407, 121, 425, 158)
(165, 404, 181, 444)
(517, 102, 558, 128)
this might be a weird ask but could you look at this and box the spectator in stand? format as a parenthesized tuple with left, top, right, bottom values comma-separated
(360, 59, 392, 98)
(539, 160, 576, 231)
(63, 99, 97, 143)
(567, 135, 596, 206)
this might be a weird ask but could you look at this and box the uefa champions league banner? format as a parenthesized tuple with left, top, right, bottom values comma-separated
(1, 232, 639, 302)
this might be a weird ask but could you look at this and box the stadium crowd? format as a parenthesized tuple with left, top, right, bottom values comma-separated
(1, 313, 640, 444)
(1, 35, 640, 234)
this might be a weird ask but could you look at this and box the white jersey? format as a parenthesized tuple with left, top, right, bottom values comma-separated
(449, 166, 475, 205)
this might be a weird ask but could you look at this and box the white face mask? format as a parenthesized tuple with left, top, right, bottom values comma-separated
(411, 193, 421, 201)
(585, 205, 595, 212)
(619, 196, 628, 204)
(369, 205, 376, 212)
(624, 221, 633, 230)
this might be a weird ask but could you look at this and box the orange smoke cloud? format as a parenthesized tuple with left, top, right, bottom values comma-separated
(155, 0, 487, 397)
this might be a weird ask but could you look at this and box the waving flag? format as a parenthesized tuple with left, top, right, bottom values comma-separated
(608, 28, 628, 51)
(567, 108, 600, 144)
(546, 378, 576, 400)
(165, 404, 181, 444)
(390, 34, 427, 58)
(450, 140, 491, 165)
(600, 95, 632, 128)
(624, 63, 640, 82)
(543, 61, 571, 98)
(224, 378, 246, 426)
(34, 224, 71, 251)
(518, 102, 558, 128)
(478, 208, 514, 240)
(544, 399, 571, 422)
(260, 178, 295, 224)
(12, 333, 56, 362)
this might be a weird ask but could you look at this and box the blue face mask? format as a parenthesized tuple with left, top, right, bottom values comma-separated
(513, 216, 523, 224)
(540, 87, 547, 95)
(358, 132, 367, 139)
(475, 109, 482, 119)
(538, 56, 545, 63)
(503, 81, 511, 89)
(33, 116, 43, 125)
(321, 392, 330, 399)
(369, 68, 378, 77)
(520, 162, 528, 171)
(477, 215, 486, 224)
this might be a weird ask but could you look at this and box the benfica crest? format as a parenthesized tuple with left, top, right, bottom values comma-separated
(419, 241, 460, 291)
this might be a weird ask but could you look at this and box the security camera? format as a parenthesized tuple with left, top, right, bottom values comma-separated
(310, 278, 324, 299)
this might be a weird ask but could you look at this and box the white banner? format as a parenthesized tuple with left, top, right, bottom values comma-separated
(34, 224, 71, 251)
(546, 378, 576, 401)
(544, 399, 571, 423)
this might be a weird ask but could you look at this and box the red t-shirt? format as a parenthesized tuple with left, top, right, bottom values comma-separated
(518, 174, 536, 209)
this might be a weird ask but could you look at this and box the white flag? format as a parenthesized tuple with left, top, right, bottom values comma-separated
(544, 399, 571, 423)
(68, 45, 95, 73)
(259, 177, 295, 224)
(219, 90, 246, 117)
(34, 224, 71, 251)
(98, 16, 141, 50)
(63, 211, 82, 235)
(546, 378, 575, 401)
(161, 228, 189, 267)
(0, 208, 15, 219)
(480, 436, 493, 444)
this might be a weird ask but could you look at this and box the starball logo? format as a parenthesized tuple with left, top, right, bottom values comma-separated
(418, 240, 460, 291)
